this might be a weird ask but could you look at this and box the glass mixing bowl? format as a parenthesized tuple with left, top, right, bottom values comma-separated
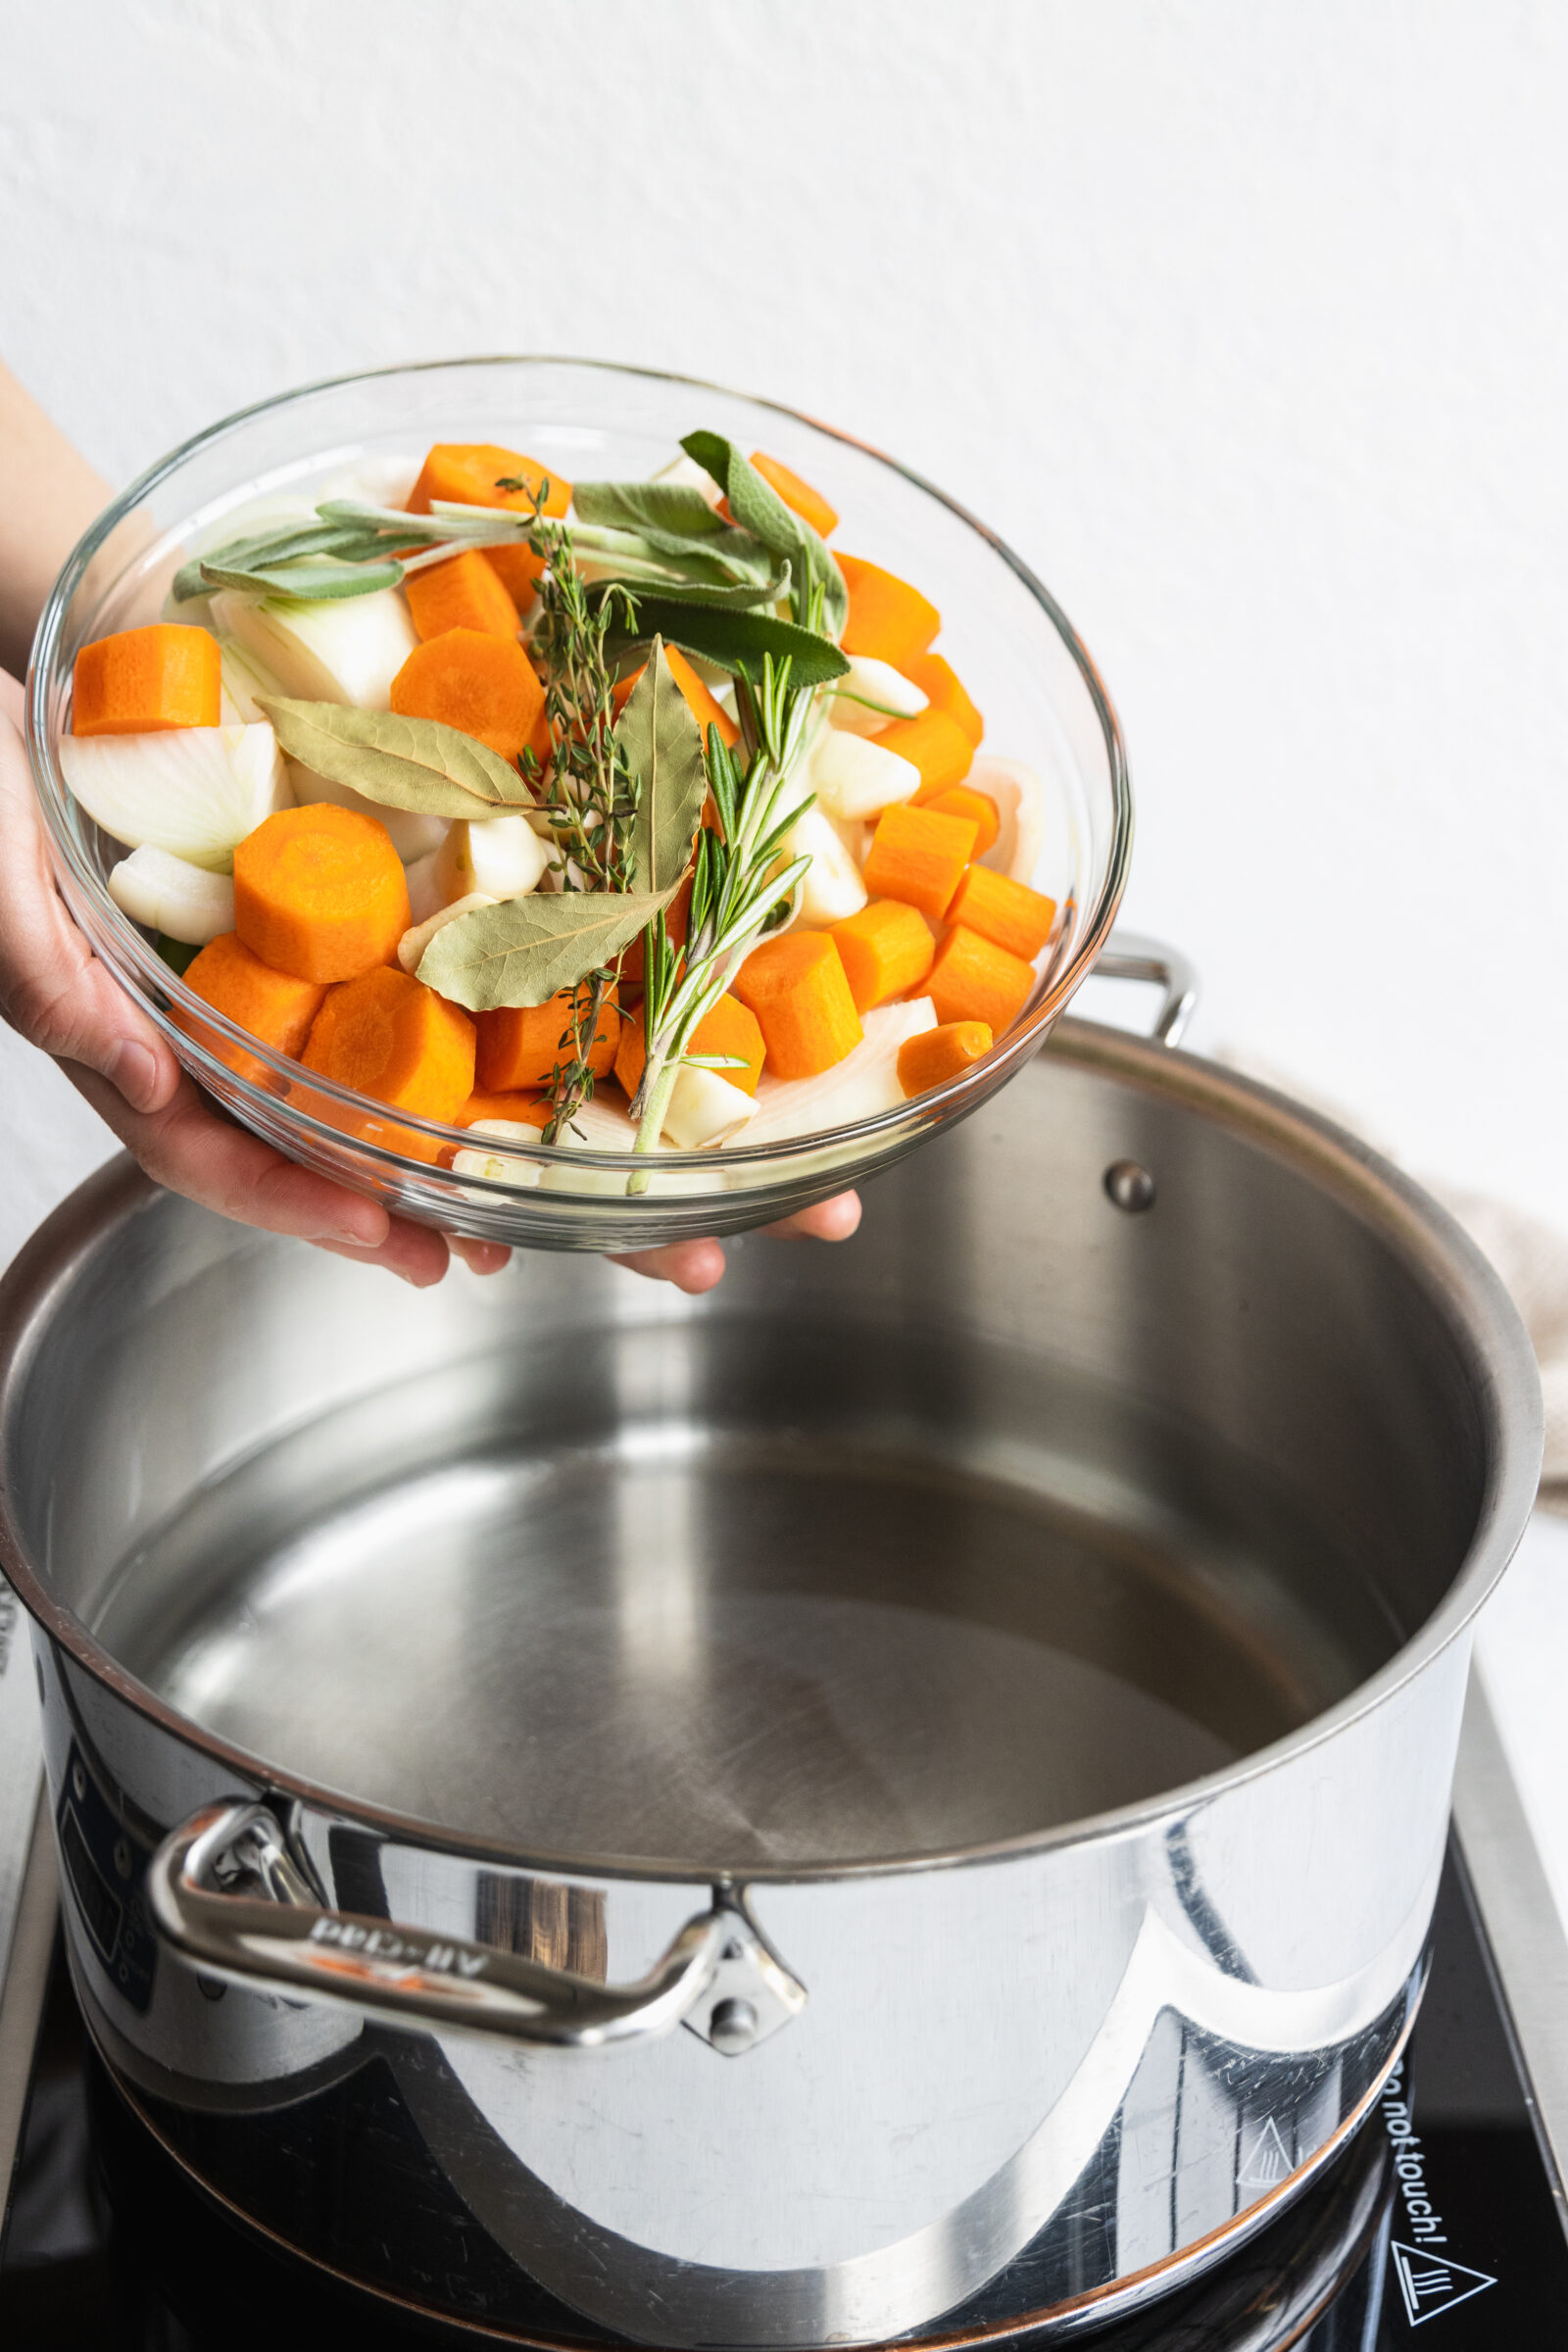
(26, 359, 1132, 1249)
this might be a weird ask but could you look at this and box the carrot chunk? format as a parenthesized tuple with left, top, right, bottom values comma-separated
(749, 452, 839, 538)
(407, 443, 571, 612)
(303, 966, 476, 1124)
(178, 931, 326, 1086)
(615, 991, 764, 1105)
(234, 803, 411, 985)
(456, 1088, 550, 1129)
(729, 932, 862, 1079)
(830, 899, 935, 1011)
(404, 549, 520, 644)
(874, 709, 973, 793)
(915, 782, 1000, 857)
(902, 653, 983, 749)
(475, 983, 620, 1093)
(946, 864, 1057, 961)
(72, 624, 221, 737)
(926, 925, 1035, 1033)
(861, 803, 979, 921)
(898, 1020, 995, 1096)
(837, 555, 940, 667)
(390, 628, 545, 763)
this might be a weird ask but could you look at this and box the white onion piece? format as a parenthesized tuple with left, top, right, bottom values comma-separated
(108, 846, 235, 944)
(398, 893, 498, 974)
(825, 655, 927, 737)
(209, 585, 416, 710)
(454, 1120, 545, 1191)
(436, 814, 551, 904)
(539, 1098, 715, 1196)
(777, 807, 867, 927)
(744, 1000, 937, 1147)
(663, 1066, 758, 1149)
(60, 723, 289, 872)
(972, 757, 1047, 885)
(650, 450, 725, 508)
(404, 850, 445, 925)
(808, 729, 920, 820)
(217, 635, 286, 723)
(286, 759, 447, 865)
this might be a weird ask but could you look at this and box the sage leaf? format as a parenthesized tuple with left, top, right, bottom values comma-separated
(617, 640, 709, 896)
(257, 698, 535, 817)
(201, 560, 405, 602)
(573, 481, 778, 585)
(607, 598, 850, 688)
(417, 884, 682, 1011)
(680, 431, 848, 640)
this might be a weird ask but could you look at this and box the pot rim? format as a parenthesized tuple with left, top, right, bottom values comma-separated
(0, 1019, 1544, 1887)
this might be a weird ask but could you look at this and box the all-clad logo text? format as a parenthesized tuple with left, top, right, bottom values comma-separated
(308, 1918, 489, 1978)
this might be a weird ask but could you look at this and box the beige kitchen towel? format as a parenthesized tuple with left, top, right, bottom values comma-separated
(1219, 1050, 1567, 1514)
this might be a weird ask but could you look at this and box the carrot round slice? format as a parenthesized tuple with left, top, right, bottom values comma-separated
(476, 984, 621, 1093)
(234, 803, 411, 985)
(390, 628, 546, 763)
(177, 931, 326, 1087)
(407, 443, 571, 611)
(303, 966, 476, 1121)
(72, 624, 221, 737)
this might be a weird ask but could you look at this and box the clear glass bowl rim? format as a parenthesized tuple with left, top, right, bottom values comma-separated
(26, 355, 1134, 1175)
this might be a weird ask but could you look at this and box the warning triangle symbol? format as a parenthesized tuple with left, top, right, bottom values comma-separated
(1237, 2114, 1292, 2187)
(1391, 2241, 1497, 2327)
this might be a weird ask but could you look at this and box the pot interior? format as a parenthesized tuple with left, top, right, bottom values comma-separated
(3, 1029, 1505, 1874)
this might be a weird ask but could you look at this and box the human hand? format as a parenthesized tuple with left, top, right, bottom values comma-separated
(0, 677, 859, 1292)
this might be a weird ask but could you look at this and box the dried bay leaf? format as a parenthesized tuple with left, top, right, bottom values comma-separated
(417, 884, 683, 1011)
(258, 698, 536, 818)
(617, 641, 709, 896)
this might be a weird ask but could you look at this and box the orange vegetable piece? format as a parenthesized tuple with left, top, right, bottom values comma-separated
(749, 452, 839, 538)
(902, 653, 983, 749)
(915, 782, 999, 857)
(178, 931, 326, 1087)
(829, 899, 935, 1011)
(861, 803, 979, 921)
(303, 966, 475, 1127)
(898, 1020, 994, 1097)
(72, 623, 221, 737)
(614, 991, 764, 1105)
(408, 443, 571, 611)
(837, 555, 940, 667)
(390, 628, 545, 764)
(404, 549, 520, 644)
(875, 708, 973, 793)
(926, 925, 1035, 1034)
(729, 932, 862, 1080)
(945, 864, 1057, 962)
(456, 1089, 550, 1129)
(234, 803, 411, 985)
(475, 982, 620, 1093)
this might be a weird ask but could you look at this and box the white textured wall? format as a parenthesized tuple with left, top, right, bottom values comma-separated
(4, 0, 1567, 1240)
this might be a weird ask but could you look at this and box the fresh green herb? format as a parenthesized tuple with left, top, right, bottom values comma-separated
(416, 884, 683, 1013)
(256, 699, 537, 818)
(603, 597, 849, 688)
(679, 432, 849, 638)
(619, 644, 710, 896)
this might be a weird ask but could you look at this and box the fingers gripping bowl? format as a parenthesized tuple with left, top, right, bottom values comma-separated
(26, 361, 1132, 1249)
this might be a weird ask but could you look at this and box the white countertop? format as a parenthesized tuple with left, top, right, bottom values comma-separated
(1474, 1510, 1568, 1931)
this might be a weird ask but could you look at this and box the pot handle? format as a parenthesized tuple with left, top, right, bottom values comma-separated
(148, 1800, 806, 2055)
(1093, 932, 1199, 1048)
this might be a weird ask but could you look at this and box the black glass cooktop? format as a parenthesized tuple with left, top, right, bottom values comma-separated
(2, 1848, 1565, 2349)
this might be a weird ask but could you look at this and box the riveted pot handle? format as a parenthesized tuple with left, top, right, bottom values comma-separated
(1094, 932, 1199, 1048)
(148, 1801, 806, 2055)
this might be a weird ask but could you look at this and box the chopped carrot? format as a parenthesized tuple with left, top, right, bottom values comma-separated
(902, 653, 983, 749)
(407, 443, 571, 612)
(72, 624, 221, 737)
(926, 925, 1035, 1034)
(874, 709, 973, 793)
(837, 555, 940, 667)
(830, 899, 935, 1011)
(389, 627, 545, 764)
(614, 991, 764, 1104)
(861, 803, 979, 921)
(456, 1088, 550, 1129)
(729, 932, 862, 1079)
(234, 803, 411, 984)
(475, 982, 620, 1092)
(915, 782, 1000, 857)
(303, 966, 476, 1123)
(177, 931, 326, 1087)
(946, 864, 1057, 961)
(404, 549, 520, 644)
(749, 452, 839, 538)
(898, 1021, 994, 1096)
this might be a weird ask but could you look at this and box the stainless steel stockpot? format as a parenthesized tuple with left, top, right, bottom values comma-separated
(0, 1019, 1542, 2347)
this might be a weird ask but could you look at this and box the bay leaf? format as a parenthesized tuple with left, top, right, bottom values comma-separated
(417, 884, 682, 1011)
(606, 598, 850, 688)
(616, 641, 709, 896)
(257, 698, 535, 817)
(680, 431, 849, 639)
